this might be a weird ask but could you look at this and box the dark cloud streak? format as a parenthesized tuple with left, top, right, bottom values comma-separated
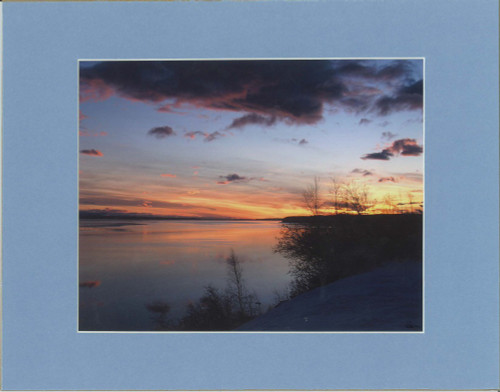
(361, 150, 393, 161)
(361, 138, 423, 161)
(227, 113, 277, 130)
(148, 126, 176, 139)
(378, 176, 398, 183)
(216, 173, 267, 185)
(217, 173, 247, 184)
(80, 149, 103, 157)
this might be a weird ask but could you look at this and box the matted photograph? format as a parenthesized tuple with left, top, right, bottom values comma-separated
(78, 59, 423, 332)
(4, 0, 499, 389)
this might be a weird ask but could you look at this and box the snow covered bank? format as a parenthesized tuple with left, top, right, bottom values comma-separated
(237, 261, 422, 332)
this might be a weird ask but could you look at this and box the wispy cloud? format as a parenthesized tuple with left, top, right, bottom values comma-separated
(275, 138, 309, 146)
(80, 208, 233, 220)
(159, 260, 176, 266)
(161, 173, 176, 178)
(204, 131, 224, 142)
(397, 172, 423, 183)
(351, 168, 373, 176)
(80, 195, 216, 211)
(79, 78, 114, 102)
(185, 131, 204, 140)
(381, 131, 397, 140)
(185, 130, 225, 142)
(80, 130, 107, 137)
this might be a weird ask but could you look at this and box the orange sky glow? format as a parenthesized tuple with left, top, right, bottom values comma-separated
(79, 60, 423, 219)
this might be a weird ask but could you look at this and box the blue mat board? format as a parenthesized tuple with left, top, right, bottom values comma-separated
(2, 1, 499, 390)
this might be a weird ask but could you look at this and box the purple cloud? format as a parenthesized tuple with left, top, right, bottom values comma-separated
(362, 138, 423, 160)
(148, 126, 176, 139)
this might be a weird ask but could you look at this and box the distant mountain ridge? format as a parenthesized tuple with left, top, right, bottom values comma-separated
(79, 209, 281, 221)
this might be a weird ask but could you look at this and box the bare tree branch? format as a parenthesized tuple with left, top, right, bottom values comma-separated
(303, 176, 321, 215)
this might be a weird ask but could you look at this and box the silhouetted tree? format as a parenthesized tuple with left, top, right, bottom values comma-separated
(180, 285, 235, 330)
(303, 177, 322, 215)
(276, 213, 422, 297)
(275, 224, 337, 296)
(226, 250, 245, 315)
(407, 192, 415, 214)
(383, 193, 399, 214)
(329, 178, 344, 215)
(342, 181, 373, 215)
(179, 250, 260, 330)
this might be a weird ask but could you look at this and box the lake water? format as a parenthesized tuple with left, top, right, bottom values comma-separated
(79, 219, 291, 331)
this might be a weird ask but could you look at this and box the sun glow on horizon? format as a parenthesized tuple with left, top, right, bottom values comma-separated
(79, 60, 423, 220)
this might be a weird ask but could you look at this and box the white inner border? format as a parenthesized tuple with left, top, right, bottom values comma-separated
(0, 1, 4, 381)
(77, 57, 425, 334)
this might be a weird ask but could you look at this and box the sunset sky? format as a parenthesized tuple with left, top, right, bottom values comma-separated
(79, 59, 423, 219)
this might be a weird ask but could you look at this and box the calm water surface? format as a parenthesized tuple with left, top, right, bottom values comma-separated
(79, 219, 291, 331)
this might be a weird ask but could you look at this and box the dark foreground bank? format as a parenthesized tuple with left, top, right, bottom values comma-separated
(237, 260, 423, 331)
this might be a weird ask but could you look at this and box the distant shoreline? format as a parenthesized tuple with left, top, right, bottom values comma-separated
(79, 211, 421, 223)
(79, 214, 282, 222)
(282, 213, 422, 224)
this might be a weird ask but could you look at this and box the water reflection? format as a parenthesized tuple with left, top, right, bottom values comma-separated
(79, 220, 290, 331)
(79, 215, 422, 331)
(144, 251, 263, 331)
(79, 280, 101, 288)
(145, 301, 171, 330)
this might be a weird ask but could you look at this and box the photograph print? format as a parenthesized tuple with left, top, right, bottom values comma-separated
(79, 59, 423, 332)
